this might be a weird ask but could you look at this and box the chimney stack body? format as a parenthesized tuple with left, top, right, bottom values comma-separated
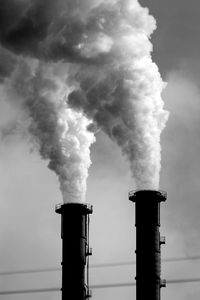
(56, 203, 92, 300)
(129, 190, 166, 300)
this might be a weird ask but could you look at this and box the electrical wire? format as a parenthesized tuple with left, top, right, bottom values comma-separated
(0, 287, 59, 295)
(92, 255, 200, 268)
(0, 267, 60, 276)
(1, 255, 200, 276)
(1, 278, 200, 295)
(93, 278, 200, 288)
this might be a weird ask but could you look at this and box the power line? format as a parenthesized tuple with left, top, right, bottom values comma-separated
(0, 267, 60, 276)
(1, 278, 200, 295)
(92, 278, 200, 288)
(92, 255, 200, 268)
(167, 278, 200, 284)
(0, 287, 59, 295)
(163, 255, 200, 263)
(1, 255, 200, 276)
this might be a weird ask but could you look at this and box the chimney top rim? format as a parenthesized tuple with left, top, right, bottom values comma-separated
(129, 189, 167, 202)
(55, 202, 93, 214)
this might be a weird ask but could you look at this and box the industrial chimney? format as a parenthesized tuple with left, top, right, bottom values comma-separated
(56, 203, 93, 300)
(129, 190, 166, 300)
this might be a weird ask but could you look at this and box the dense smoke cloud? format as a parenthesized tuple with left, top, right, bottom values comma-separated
(0, 47, 18, 82)
(3, 60, 95, 202)
(0, 0, 168, 201)
(0, 0, 156, 63)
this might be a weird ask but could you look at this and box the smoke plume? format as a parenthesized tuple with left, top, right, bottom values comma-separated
(0, 0, 168, 201)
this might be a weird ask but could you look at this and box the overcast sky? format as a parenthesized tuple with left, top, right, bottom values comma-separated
(1, 0, 200, 300)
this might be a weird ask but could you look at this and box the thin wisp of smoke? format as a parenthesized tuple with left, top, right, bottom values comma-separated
(0, 0, 168, 202)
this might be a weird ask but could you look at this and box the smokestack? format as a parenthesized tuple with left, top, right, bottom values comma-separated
(129, 190, 166, 300)
(55, 203, 92, 300)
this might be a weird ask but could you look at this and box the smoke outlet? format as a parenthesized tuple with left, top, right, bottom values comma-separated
(129, 190, 166, 300)
(56, 203, 93, 300)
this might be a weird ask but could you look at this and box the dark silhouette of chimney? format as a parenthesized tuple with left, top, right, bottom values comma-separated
(56, 203, 92, 300)
(129, 190, 166, 300)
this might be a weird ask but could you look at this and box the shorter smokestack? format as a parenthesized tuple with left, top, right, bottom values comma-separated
(56, 203, 93, 300)
(129, 190, 166, 300)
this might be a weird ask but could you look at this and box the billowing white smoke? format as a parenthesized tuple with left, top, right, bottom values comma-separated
(0, 0, 169, 201)
(4, 61, 95, 203)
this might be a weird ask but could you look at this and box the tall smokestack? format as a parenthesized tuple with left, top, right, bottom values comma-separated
(55, 203, 92, 300)
(129, 190, 166, 300)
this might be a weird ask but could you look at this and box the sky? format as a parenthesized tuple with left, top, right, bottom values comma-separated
(1, 0, 200, 299)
